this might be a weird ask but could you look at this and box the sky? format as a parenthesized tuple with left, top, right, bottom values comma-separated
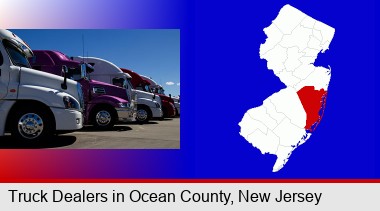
(11, 29, 180, 96)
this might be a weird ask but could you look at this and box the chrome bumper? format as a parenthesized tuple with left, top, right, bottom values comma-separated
(116, 107, 137, 122)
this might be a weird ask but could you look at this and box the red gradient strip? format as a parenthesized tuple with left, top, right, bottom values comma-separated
(0, 150, 179, 180)
(0, 179, 380, 183)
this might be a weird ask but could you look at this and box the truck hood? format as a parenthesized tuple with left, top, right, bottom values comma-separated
(159, 94, 174, 104)
(89, 79, 128, 102)
(90, 79, 116, 87)
(134, 89, 156, 100)
(20, 67, 81, 103)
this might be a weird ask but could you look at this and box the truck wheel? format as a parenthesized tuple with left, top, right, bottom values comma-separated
(11, 107, 53, 143)
(136, 106, 151, 124)
(92, 107, 116, 129)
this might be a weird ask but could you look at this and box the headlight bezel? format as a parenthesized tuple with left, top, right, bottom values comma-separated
(118, 102, 131, 108)
(63, 96, 81, 110)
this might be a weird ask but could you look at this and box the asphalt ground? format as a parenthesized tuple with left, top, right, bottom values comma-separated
(0, 117, 180, 149)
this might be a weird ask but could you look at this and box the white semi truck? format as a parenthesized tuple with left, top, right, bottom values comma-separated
(0, 29, 84, 142)
(72, 57, 162, 123)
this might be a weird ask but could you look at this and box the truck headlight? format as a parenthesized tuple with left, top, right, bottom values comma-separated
(63, 96, 80, 110)
(118, 102, 130, 108)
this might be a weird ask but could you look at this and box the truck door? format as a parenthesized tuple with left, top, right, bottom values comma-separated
(0, 50, 7, 99)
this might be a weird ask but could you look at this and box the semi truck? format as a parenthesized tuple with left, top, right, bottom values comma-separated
(72, 57, 162, 123)
(29, 50, 136, 129)
(0, 30, 83, 142)
(119, 68, 164, 122)
(171, 95, 180, 116)
(140, 75, 177, 117)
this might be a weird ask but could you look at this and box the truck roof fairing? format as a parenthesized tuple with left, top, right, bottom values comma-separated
(73, 56, 132, 79)
(0, 29, 34, 58)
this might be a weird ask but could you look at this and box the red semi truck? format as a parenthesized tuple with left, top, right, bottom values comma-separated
(122, 69, 176, 118)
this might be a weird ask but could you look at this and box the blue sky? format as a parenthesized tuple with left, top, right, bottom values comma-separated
(11, 29, 180, 96)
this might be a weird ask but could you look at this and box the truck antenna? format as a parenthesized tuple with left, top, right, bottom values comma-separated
(82, 34, 85, 63)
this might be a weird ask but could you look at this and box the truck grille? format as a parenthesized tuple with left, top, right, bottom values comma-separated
(93, 87, 106, 94)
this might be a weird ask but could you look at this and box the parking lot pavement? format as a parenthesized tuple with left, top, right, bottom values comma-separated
(0, 118, 180, 149)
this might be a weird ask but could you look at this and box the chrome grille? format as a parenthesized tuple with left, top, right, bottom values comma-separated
(93, 87, 106, 94)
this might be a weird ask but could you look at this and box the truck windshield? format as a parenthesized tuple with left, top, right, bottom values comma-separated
(112, 77, 125, 88)
(144, 85, 151, 92)
(3, 40, 31, 68)
(158, 88, 165, 95)
(67, 67, 83, 81)
(153, 87, 165, 95)
(126, 78, 134, 89)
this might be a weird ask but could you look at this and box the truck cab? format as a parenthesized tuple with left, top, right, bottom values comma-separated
(29, 50, 136, 129)
(72, 57, 162, 123)
(0, 30, 83, 142)
(140, 75, 177, 118)
(120, 68, 163, 123)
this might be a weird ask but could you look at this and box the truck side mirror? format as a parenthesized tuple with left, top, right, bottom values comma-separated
(80, 64, 89, 79)
(84, 63, 94, 73)
(61, 65, 68, 90)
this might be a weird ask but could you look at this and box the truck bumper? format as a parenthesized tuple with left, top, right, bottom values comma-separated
(51, 108, 83, 131)
(164, 102, 176, 117)
(176, 107, 180, 115)
(151, 107, 163, 118)
(116, 107, 137, 122)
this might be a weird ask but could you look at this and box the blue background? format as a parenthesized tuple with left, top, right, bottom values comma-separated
(187, 0, 379, 178)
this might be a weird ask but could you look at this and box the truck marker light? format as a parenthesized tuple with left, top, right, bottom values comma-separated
(10, 89, 16, 93)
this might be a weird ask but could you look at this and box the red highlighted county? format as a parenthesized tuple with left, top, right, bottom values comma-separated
(297, 86, 328, 132)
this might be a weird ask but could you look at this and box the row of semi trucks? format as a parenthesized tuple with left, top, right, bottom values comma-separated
(0, 29, 179, 143)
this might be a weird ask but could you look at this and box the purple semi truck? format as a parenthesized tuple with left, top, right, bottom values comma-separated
(29, 50, 137, 129)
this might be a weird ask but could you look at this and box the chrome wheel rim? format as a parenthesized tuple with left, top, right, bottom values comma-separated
(18, 113, 44, 140)
(96, 110, 112, 126)
(137, 109, 148, 121)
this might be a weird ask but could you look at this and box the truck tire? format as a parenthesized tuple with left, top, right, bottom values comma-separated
(11, 107, 54, 143)
(136, 106, 151, 124)
(91, 106, 116, 129)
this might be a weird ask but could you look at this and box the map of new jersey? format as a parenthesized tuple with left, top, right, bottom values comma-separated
(239, 5, 335, 172)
